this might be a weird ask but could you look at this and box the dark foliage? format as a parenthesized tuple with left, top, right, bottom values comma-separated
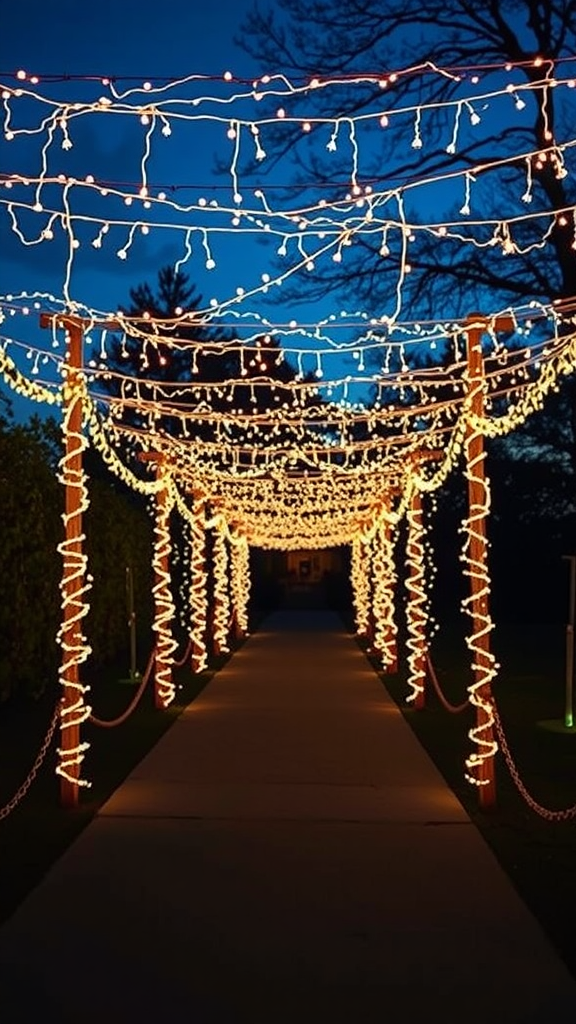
(0, 413, 153, 704)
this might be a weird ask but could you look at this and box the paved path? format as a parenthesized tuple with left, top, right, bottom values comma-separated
(1, 611, 576, 1023)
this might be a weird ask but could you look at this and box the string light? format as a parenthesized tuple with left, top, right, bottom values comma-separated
(211, 516, 231, 655)
(1, 62, 575, 325)
(371, 514, 399, 671)
(404, 483, 428, 705)
(230, 533, 250, 637)
(151, 469, 178, 707)
(189, 492, 208, 673)
(1, 63, 575, 801)
(55, 372, 92, 788)
(350, 537, 370, 636)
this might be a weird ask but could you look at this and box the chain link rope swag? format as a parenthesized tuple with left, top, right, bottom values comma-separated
(423, 652, 576, 820)
(0, 704, 59, 821)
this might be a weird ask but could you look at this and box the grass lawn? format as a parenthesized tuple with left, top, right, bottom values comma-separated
(377, 617, 576, 979)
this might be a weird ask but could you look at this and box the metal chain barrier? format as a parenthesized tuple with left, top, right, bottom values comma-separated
(89, 647, 155, 729)
(491, 701, 576, 821)
(0, 704, 60, 822)
(426, 653, 469, 714)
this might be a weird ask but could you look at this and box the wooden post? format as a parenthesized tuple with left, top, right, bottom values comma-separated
(406, 486, 426, 709)
(190, 492, 208, 674)
(139, 453, 176, 708)
(211, 516, 230, 657)
(406, 452, 440, 709)
(365, 535, 376, 648)
(350, 537, 370, 639)
(464, 314, 513, 809)
(230, 531, 249, 639)
(382, 516, 398, 673)
(41, 315, 85, 808)
(562, 554, 576, 729)
(372, 503, 398, 672)
(155, 469, 172, 708)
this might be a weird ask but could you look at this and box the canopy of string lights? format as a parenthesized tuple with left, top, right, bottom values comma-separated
(1, 56, 575, 806)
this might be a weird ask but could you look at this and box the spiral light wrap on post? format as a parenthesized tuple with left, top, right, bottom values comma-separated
(231, 535, 250, 636)
(56, 381, 92, 787)
(372, 519, 398, 670)
(404, 487, 428, 704)
(351, 538, 370, 636)
(239, 538, 251, 634)
(189, 494, 208, 673)
(152, 479, 178, 707)
(212, 521, 230, 654)
(461, 392, 499, 787)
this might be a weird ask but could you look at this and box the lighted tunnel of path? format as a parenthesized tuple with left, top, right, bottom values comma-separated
(1, 610, 575, 1024)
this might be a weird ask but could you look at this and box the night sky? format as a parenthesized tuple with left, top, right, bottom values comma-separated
(1, 0, 258, 78)
(1, 1, 566, 420)
(1, 0, 337, 418)
(0, 0, 270, 308)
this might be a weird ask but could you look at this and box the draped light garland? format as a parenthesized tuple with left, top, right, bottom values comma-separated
(1, 57, 576, 323)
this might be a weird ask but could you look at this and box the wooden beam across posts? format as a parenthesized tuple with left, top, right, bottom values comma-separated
(464, 313, 513, 810)
(41, 315, 86, 807)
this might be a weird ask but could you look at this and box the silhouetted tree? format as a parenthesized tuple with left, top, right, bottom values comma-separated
(239, 1, 576, 316)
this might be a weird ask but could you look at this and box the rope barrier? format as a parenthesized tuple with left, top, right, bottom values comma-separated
(173, 637, 193, 669)
(0, 703, 60, 822)
(426, 652, 469, 714)
(89, 647, 155, 729)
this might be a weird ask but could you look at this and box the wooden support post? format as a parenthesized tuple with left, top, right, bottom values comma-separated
(41, 313, 121, 806)
(211, 599, 224, 658)
(407, 487, 426, 709)
(365, 535, 376, 648)
(350, 537, 370, 639)
(372, 504, 398, 673)
(140, 453, 175, 709)
(464, 314, 513, 809)
(49, 316, 85, 808)
(381, 517, 398, 674)
(154, 471, 172, 708)
(405, 452, 440, 709)
(190, 493, 208, 674)
(211, 519, 230, 657)
(230, 531, 249, 640)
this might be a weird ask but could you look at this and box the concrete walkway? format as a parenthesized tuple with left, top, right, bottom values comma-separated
(1, 610, 576, 1023)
